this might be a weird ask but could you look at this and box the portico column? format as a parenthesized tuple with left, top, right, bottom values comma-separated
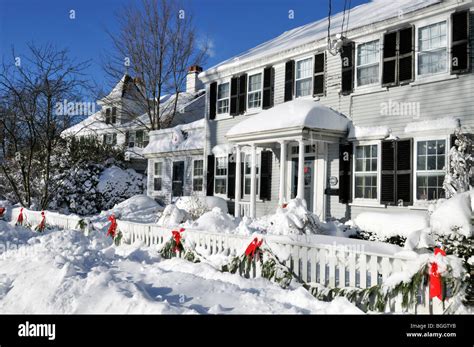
(250, 143, 257, 219)
(279, 140, 287, 206)
(234, 145, 241, 218)
(297, 139, 305, 200)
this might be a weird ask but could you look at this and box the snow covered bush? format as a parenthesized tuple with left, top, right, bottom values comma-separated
(265, 199, 320, 235)
(443, 129, 473, 198)
(187, 207, 238, 233)
(109, 195, 163, 223)
(175, 195, 228, 219)
(97, 166, 145, 211)
(430, 190, 473, 238)
(157, 205, 190, 227)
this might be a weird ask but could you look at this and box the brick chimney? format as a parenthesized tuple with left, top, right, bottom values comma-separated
(186, 65, 204, 94)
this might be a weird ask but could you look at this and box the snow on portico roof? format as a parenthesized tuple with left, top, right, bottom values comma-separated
(201, 0, 441, 77)
(226, 99, 349, 138)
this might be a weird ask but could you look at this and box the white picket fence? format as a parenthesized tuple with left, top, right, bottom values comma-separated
(7, 206, 446, 314)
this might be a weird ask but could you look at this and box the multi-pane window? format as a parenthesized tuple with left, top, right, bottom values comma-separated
(193, 159, 204, 192)
(244, 153, 260, 196)
(104, 133, 117, 145)
(128, 131, 135, 148)
(214, 156, 227, 195)
(105, 108, 111, 124)
(295, 58, 313, 97)
(111, 107, 117, 124)
(354, 145, 378, 199)
(416, 140, 446, 200)
(247, 73, 262, 108)
(217, 82, 230, 114)
(418, 21, 447, 75)
(357, 40, 380, 86)
(153, 161, 163, 191)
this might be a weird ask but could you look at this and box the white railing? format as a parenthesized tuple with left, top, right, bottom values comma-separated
(237, 201, 251, 218)
(6, 206, 445, 314)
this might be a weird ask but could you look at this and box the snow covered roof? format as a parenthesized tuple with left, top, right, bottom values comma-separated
(62, 90, 205, 137)
(142, 119, 205, 156)
(100, 74, 143, 102)
(226, 99, 349, 138)
(404, 117, 460, 134)
(200, 0, 441, 77)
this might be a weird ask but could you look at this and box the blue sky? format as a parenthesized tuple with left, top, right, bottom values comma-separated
(0, 0, 370, 92)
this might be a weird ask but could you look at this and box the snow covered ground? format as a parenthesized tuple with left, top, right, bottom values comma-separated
(0, 221, 361, 314)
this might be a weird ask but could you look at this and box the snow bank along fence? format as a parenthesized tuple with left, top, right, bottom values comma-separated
(7, 207, 445, 314)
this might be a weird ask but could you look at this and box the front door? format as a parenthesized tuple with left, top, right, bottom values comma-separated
(291, 157, 315, 211)
(172, 161, 185, 197)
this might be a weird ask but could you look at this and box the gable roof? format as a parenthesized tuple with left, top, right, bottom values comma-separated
(200, 0, 441, 77)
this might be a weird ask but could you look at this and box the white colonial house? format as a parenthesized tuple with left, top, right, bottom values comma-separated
(63, 66, 206, 173)
(198, 0, 473, 220)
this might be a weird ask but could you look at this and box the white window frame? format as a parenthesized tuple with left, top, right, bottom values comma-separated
(352, 141, 380, 202)
(216, 81, 230, 116)
(247, 70, 263, 110)
(214, 156, 228, 196)
(356, 39, 381, 87)
(294, 56, 314, 98)
(192, 159, 204, 192)
(416, 20, 448, 77)
(153, 161, 163, 192)
(350, 141, 382, 205)
(413, 136, 449, 203)
(243, 152, 261, 199)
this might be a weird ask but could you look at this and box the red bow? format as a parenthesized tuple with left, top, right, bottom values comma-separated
(107, 215, 118, 238)
(17, 208, 24, 225)
(245, 237, 263, 259)
(429, 247, 446, 300)
(0, 207, 5, 217)
(37, 211, 46, 231)
(172, 228, 185, 253)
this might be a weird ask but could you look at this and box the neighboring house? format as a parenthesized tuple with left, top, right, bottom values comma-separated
(198, 0, 473, 220)
(63, 66, 206, 174)
(143, 119, 206, 204)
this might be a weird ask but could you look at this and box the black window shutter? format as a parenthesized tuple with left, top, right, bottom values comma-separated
(260, 150, 273, 201)
(206, 154, 215, 196)
(227, 154, 236, 199)
(381, 141, 395, 204)
(338, 143, 352, 204)
(313, 53, 325, 96)
(398, 26, 414, 84)
(451, 11, 470, 74)
(341, 42, 355, 95)
(396, 139, 413, 205)
(230, 77, 238, 116)
(284, 60, 295, 102)
(262, 67, 274, 109)
(382, 32, 397, 86)
(209, 82, 217, 120)
(238, 74, 247, 115)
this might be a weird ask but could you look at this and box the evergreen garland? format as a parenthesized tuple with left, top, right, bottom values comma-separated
(159, 235, 199, 263)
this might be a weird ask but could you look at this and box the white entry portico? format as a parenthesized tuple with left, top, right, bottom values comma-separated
(226, 99, 349, 220)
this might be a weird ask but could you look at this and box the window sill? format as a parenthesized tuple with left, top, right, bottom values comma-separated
(411, 73, 457, 87)
(352, 86, 388, 96)
(349, 200, 386, 208)
(408, 204, 430, 211)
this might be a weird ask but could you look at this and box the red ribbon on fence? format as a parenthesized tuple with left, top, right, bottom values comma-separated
(245, 237, 263, 259)
(37, 211, 46, 232)
(172, 228, 185, 253)
(107, 214, 118, 238)
(0, 207, 5, 218)
(429, 247, 446, 301)
(16, 208, 24, 225)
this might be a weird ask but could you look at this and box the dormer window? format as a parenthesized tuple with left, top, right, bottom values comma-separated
(111, 107, 117, 124)
(247, 73, 262, 109)
(295, 57, 312, 97)
(105, 108, 111, 124)
(217, 82, 230, 114)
